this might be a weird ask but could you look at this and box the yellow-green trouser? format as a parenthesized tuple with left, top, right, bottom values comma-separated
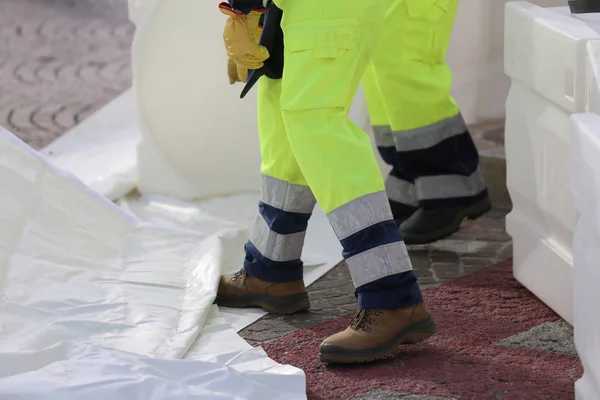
(363, 0, 487, 216)
(243, 0, 422, 310)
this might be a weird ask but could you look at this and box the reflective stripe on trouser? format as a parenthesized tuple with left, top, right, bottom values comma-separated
(245, 175, 315, 283)
(362, 0, 487, 212)
(375, 114, 488, 212)
(244, 0, 422, 309)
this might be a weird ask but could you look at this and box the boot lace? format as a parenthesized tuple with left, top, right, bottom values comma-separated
(349, 309, 383, 332)
(231, 269, 245, 282)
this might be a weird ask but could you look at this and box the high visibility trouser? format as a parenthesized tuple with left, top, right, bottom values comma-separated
(362, 0, 487, 217)
(244, 0, 422, 309)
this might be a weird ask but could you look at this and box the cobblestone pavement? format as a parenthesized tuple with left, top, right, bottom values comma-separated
(0, 1, 577, 399)
(0, 0, 132, 148)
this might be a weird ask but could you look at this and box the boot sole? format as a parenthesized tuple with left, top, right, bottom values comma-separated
(402, 197, 492, 245)
(215, 291, 310, 315)
(318, 315, 437, 364)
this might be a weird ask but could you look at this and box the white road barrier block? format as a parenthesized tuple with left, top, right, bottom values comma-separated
(448, 0, 566, 125)
(503, 2, 600, 324)
(570, 113, 600, 400)
(586, 38, 600, 114)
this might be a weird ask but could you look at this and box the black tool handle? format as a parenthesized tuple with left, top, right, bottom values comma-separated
(240, 1, 284, 99)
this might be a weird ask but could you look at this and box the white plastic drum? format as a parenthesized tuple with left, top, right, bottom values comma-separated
(131, 0, 262, 200)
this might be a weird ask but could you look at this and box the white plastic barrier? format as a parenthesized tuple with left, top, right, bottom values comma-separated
(506, 5, 600, 398)
(503, 2, 600, 324)
(570, 113, 600, 400)
(571, 38, 600, 400)
(447, 0, 566, 124)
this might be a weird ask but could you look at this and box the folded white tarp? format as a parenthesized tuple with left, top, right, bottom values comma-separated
(0, 342, 305, 400)
(0, 126, 306, 399)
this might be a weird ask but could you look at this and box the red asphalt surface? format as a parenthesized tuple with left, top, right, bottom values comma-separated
(263, 259, 583, 400)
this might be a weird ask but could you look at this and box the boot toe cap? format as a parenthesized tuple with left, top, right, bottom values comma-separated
(319, 330, 364, 352)
(318, 342, 348, 355)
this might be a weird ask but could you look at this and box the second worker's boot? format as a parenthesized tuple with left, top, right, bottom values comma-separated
(399, 196, 492, 245)
(215, 269, 310, 314)
(318, 303, 436, 363)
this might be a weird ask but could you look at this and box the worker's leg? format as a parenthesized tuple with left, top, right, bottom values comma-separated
(278, 0, 435, 363)
(215, 77, 314, 315)
(363, 65, 418, 221)
(364, 0, 490, 244)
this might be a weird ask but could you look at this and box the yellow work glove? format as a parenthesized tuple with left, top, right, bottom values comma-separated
(226, 9, 264, 84)
(218, 3, 269, 84)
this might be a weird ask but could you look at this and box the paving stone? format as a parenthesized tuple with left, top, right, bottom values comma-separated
(0, 0, 132, 148)
(352, 390, 455, 400)
(430, 262, 462, 280)
(494, 319, 577, 356)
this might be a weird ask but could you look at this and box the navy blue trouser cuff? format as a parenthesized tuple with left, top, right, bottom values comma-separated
(357, 271, 423, 309)
(243, 241, 304, 283)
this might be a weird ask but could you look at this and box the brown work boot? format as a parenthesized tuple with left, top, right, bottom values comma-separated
(318, 303, 436, 363)
(215, 269, 310, 314)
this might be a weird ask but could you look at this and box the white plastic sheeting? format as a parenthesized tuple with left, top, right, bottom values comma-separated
(117, 192, 342, 331)
(0, 128, 218, 358)
(41, 90, 140, 201)
(0, 342, 304, 400)
(0, 126, 306, 399)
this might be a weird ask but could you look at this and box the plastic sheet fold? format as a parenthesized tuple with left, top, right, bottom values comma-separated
(0, 126, 307, 398)
(0, 342, 305, 400)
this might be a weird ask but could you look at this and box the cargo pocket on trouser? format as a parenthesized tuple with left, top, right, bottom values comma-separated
(377, 0, 458, 131)
(405, 0, 455, 59)
(278, 19, 386, 214)
(404, 0, 450, 19)
(280, 20, 360, 111)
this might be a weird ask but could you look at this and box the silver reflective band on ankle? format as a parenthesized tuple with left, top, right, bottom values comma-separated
(346, 242, 413, 288)
(261, 174, 316, 214)
(417, 167, 486, 200)
(327, 191, 394, 240)
(386, 175, 418, 207)
(393, 113, 468, 152)
(250, 214, 306, 262)
(373, 125, 395, 148)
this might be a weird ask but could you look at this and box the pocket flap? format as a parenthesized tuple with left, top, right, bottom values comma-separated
(284, 20, 358, 58)
(405, 0, 450, 19)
